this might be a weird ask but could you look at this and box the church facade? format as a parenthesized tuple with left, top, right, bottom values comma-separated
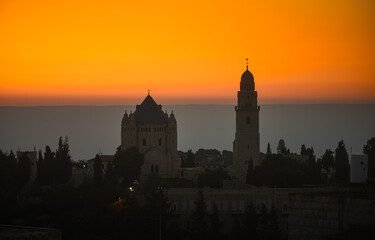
(233, 64, 261, 181)
(121, 94, 181, 181)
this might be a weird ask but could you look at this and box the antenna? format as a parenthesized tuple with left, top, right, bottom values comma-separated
(246, 58, 248, 69)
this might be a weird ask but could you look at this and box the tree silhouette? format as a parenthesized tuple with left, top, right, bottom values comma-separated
(93, 154, 103, 187)
(190, 190, 207, 240)
(197, 168, 228, 188)
(55, 136, 72, 184)
(266, 142, 272, 155)
(242, 202, 258, 239)
(246, 158, 255, 185)
(16, 152, 31, 189)
(321, 149, 334, 172)
(111, 146, 144, 187)
(209, 203, 222, 240)
(43, 145, 55, 185)
(334, 140, 350, 183)
(364, 137, 375, 180)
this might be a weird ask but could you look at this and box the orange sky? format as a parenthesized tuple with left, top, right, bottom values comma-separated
(0, 0, 374, 106)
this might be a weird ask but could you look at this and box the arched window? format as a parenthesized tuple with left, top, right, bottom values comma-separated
(142, 138, 146, 146)
(246, 116, 251, 124)
(155, 165, 159, 173)
(158, 138, 162, 146)
(151, 165, 154, 173)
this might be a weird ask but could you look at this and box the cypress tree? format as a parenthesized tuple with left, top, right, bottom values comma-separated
(190, 190, 207, 240)
(208, 203, 222, 240)
(335, 140, 350, 183)
(94, 154, 103, 187)
(364, 137, 375, 180)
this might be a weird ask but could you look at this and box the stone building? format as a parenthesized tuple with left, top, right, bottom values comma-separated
(121, 94, 181, 180)
(233, 63, 261, 181)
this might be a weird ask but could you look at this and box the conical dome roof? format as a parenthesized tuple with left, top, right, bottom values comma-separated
(133, 95, 168, 125)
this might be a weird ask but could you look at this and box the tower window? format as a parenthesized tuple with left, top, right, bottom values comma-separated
(246, 117, 251, 124)
(155, 165, 159, 173)
(151, 165, 154, 173)
(142, 138, 146, 146)
(158, 138, 162, 146)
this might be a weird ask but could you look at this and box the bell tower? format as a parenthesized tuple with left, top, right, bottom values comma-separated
(233, 59, 260, 181)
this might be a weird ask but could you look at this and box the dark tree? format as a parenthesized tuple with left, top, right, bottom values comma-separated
(321, 149, 334, 172)
(110, 146, 144, 187)
(209, 203, 222, 240)
(44, 145, 55, 185)
(246, 158, 255, 185)
(72, 160, 87, 169)
(93, 154, 103, 187)
(190, 190, 207, 240)
(184, 149, 195, 168)
(0, 150, 17, 223)
(258, 203, 268, 236)
(36, 150, 46, 185)
(242, 202, 258, 239)
(334, 140, 350, 183)
(197, 168, 228, 188)
(268, 204, 281, 239)
(55, 136, 72, 184)
(266, 142, 272, 155)
(16, 152, 31, 189)
(363, 137, 375, 180)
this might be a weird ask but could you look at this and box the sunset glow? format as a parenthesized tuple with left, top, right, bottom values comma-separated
(0, 0, 374, 106)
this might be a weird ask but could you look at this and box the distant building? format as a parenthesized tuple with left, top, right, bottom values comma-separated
(121, 94, 181, 180)
(233, 63, 261, 181)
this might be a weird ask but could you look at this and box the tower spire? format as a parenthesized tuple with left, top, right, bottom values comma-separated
(246, 58, 248, 70)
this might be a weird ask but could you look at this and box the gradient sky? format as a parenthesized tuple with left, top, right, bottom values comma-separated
(0, 0, 374, 106)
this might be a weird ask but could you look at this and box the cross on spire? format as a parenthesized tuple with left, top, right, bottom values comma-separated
(147, 89, 150, 95)
(246, 58, 248, 70)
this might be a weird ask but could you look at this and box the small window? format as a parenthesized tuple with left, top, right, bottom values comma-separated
(142, 138, 146, 146)
(246, 116, 250, 124)
(181, 171, 184, 176)
(158, 138, 162, 146)
(155, 165, 159, 173)
(151, 165, 154, 173)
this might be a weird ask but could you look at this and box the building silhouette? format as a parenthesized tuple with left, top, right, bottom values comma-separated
(121, 94, 181, 180)
(232, 63, 260, 181)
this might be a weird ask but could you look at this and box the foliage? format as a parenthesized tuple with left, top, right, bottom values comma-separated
(54, 136, 73, 184)
(363, 137, 375, 179)
(334, 140, 350, 183)
(181, 149, 195, 168)
(16, 152, 31, 189)
(321, 149, 334, 172)
(190, 190, 208, 240)
(93, 154, 103, 187)
(109, 146, 144, 187)
(209, 203, 223, 239)
(267, 142, 272, 155)
(197, 168, 229, 188)
(242, 202, 258, 239)
(0, 150, 17, 224)
(253, 153, 320, 187)
(246, 158, 255, 185)
(72, 160, 87, 169)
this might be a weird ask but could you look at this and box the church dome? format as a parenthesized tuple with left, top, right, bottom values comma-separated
(133, 94, 168, 125)
(240, 67, 255, 91)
